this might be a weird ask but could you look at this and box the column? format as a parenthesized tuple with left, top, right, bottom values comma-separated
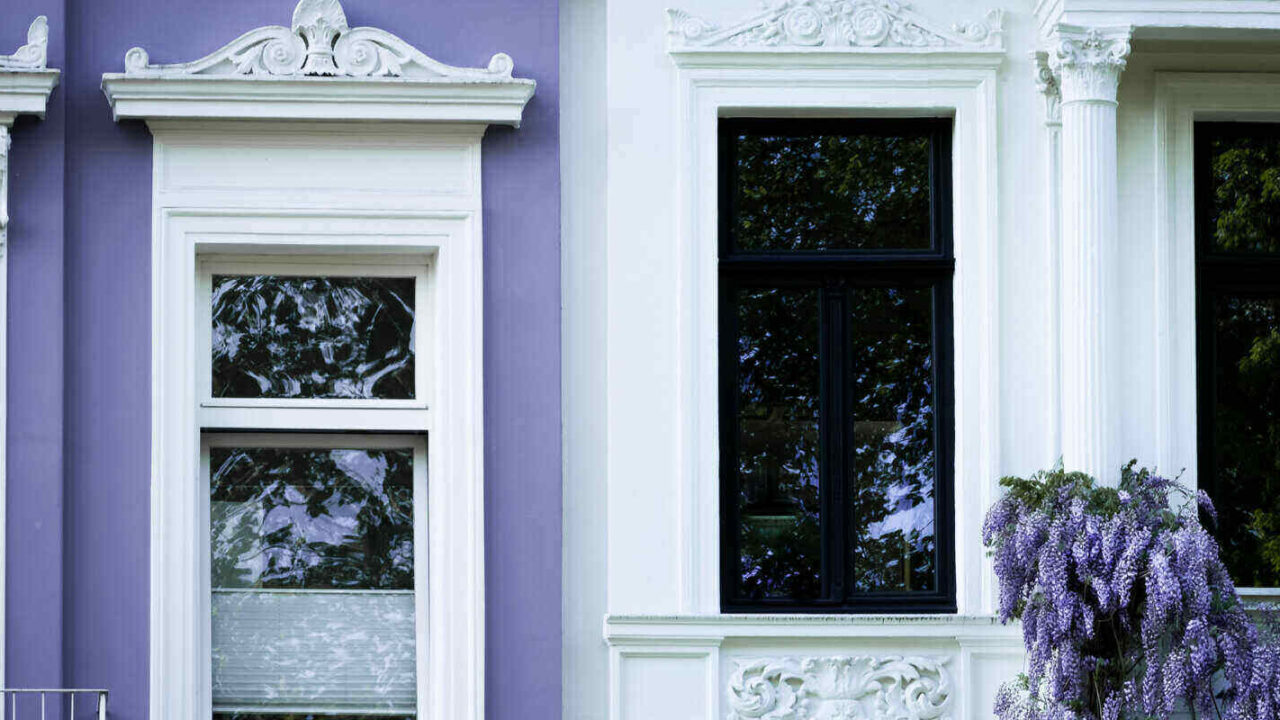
(1049, 25, 1131, 481)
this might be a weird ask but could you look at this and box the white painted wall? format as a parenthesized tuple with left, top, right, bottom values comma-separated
(561, 1, 1280, 717)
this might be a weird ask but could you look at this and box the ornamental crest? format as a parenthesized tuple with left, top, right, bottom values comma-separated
(727, 655, 953, 720)
(668, 1, 1002, 51)
(121, 0, 517, 81)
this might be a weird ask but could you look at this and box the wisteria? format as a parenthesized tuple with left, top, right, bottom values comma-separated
(983, 463, 1280, 720)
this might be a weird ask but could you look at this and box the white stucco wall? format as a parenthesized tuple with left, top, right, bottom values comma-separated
(562, 2, 1280, 717)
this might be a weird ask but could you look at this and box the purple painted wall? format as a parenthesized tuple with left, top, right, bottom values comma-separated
(7, 2, 560, 718)
(4, 0, 67, 696)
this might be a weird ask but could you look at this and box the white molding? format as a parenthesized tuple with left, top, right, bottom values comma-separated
(725, 655, 953, 720)
(0, 16, 48, 71)
(604, 614, 1021, 642)
(0, 16, 59, 124)
(0, 16, 58, 692)
(1151, 73, 1280, 493)
(666, 1, 1004, 52)
(101, 0, 534, 125)
(148, 122, 488, 720)
(668, 58, 1001, 619)
(1039, 0, 1280, 39)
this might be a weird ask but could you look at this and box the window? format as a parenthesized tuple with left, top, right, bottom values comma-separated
(199, 257, 432, 718)
(1196, 122, 1280, 589)
(718, 118, 955, 613)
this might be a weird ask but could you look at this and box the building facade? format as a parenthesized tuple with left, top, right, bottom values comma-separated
(0, 0, 1279, 719)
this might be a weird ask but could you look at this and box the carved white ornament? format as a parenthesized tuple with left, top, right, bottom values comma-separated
(727, 656, 953, 720)
(667, 1, 1002, 51)
(1048, 26, 1132, 105)
(121, 0, 517, 82)
(1034, 50, 1061, 125)
(0, 16, 49, 71)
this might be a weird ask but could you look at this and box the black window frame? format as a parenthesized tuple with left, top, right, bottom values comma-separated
(1194, 121, 1280, 584)
(718, 117, 957, 614)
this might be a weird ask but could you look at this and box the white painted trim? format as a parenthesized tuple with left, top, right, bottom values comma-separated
(100, 0, 534, 125)
(1039, 0, 1280, 39)
(150, 205, 485, 720)
(669, 58, 1002, 618)
(1152, 72, 1280, 495)
(0, 16, 59, 692)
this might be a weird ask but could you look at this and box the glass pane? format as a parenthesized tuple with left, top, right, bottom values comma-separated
(732, 287, 822, 601)
(732, 130, 933, 252)
(1209, 295, 1280, 587)
(1205, 127, 1280, 254)
(211, 446, 418, 717)
(212, 275, 415, 400)
(848, 287, 938, 594)
(211, 447, 414, 590)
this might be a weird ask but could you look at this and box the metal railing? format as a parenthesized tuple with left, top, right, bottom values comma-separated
(0, 690, 107, 720)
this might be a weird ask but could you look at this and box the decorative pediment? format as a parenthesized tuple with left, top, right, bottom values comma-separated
(101, 0, 535, 125)
(726, 655, 953, 720)
(0, 16, 49, 71)
(668, 1, 1003, 52)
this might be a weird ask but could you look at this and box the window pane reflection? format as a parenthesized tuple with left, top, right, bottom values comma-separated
(1206, 130, 1280, 254)
(849, 287, 937, 594)
(212, 275, 416, 400)
(1209, 295, 1280, 587)
(733, 132, 932, 252)
(210, 446, 418, 717)
(734, 287, 822, 601)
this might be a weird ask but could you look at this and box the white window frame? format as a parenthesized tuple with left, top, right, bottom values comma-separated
(668, 56, 1002, 617)
(152, 211, 484, 720)
(1153, 71, 1280, 601)
(196, 255, 435, 431)
(200, 432, 430, 717)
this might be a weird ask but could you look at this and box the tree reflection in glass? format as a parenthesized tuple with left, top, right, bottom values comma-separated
(848, 287, 937, 594)
(734, 287, 822, 601)
(212, 275, 415, 400)
(1210, 295, 1280, 586)
(210, 447, 414, 590)
(733, 132, 932, 252)
(1208, 132, 1280, 254)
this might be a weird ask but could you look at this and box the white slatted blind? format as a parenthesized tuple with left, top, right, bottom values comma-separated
(211, 590, 417, 715)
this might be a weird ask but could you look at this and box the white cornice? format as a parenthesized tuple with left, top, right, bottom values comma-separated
(100, 0, 534, 126)
(667, 0, 1004, 53)
(1040, 0, 1280, 39)
(0, 16, 59, 123)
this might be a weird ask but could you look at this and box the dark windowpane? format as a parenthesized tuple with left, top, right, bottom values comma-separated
(211, 447, 415, 590)
(733, 131, 932, 252)
(848, 287, 937, 594)
(1206, 129, 1280, 254)
(212, 275, 415, 399)
(733, 287, 822, 601)
(1208, 295, 1280, 587)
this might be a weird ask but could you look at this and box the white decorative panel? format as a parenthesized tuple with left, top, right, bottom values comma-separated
(211, 590, 417, 713)
(726, 656, 952, 720)
(158, 132, 473, 198)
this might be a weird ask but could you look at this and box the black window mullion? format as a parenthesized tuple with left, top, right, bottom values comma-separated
(820, 285, 848, 603)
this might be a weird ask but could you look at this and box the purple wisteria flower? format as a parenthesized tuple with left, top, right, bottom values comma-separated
(983, 462, 1280, 720)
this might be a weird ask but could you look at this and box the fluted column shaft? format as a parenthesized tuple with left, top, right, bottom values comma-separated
(1050, 25, 1131, 482)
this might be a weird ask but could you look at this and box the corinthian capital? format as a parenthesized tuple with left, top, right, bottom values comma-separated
(1049, 25, 1132, 105)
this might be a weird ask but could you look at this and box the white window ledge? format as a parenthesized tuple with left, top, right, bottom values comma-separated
(0, 16, 58, 122)
(100, 0, 534, 126)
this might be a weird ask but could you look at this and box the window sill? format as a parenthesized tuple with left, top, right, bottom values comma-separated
(604, 613, 1022, 645)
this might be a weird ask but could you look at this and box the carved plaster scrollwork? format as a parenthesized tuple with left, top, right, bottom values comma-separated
(667, 1, 1003, 51)
(0, 16, 49, 71)
(1048, 25, 1132, 105)
(727, 655, 953, 720)
(121, 0, 518, 82)
(1034, 50, 1061, 126)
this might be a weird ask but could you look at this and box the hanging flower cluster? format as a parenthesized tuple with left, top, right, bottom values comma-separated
(983, 463, 1280, 720)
